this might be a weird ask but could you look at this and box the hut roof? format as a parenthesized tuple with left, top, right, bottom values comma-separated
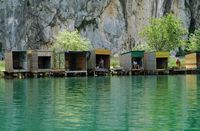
(94, 49, 111, 55)
(121, 50, 144, 57)
(155, 51, 170, 58)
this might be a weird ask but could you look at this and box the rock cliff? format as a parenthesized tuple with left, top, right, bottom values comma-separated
(0, 0, 200, 54)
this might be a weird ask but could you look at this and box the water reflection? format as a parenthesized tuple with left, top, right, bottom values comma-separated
(0, 76, 200, 130)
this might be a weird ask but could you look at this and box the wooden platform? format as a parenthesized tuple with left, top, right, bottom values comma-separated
(131, 69, 145, 75)
(4, 71, 31, 79)
(111, 67, 126, 75)
(65, 70, 87, 77)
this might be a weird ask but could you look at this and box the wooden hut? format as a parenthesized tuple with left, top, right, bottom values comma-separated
(30, 50, 53, 73)
(64, 51, 89, 76)
(88, 49, 111, 76)
(144, 52, 169, 73)
(120, 51, 144, 74)
(185, 52, 200, 69)
(5, 50, 31, 73)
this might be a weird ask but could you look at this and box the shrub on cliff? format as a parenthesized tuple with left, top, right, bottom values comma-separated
(52, 30, 91, 51)
(140, 13, 187, 51)
(188, 28, 200, 52)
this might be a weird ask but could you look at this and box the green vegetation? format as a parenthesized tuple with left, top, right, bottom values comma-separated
(0, 61, 5, 71)
(52, 30, 91, 69)
(52, 30, 91, 51)
(132, 44, 150, 51)
(0, 61, 5, 77)
(111, 57, 120, 68)
(168, 57, 185, 68)
(140, 13, 187, 51)
(188, 28, 200, 52)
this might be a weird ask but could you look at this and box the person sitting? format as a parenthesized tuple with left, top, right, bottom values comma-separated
(99, 58, 104, 68)
(176, 58, 181, 68)
(133, 60, 139, 69)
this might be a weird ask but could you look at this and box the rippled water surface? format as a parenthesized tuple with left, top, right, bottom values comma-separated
(0, 75, 200, 130)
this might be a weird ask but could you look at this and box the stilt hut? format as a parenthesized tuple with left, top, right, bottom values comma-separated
(88, 49, 111, 76)
(30, 50, 53, 73)
(185, 52, 200, 69)
(144, 52, 169, 73)
(64, 51, 89, 76)
(120, 51, 144, 74)
(4, 50, 32, 78)
(5, 50, 31, 73)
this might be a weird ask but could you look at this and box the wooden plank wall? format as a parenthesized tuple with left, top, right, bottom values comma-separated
(31, 52, 38, 72)
(87, 50, 96, 70)
(185, 53, 197, 69)
(5, 52, 13, 72)
(144, 52, 156, 70)
(120, 53, 132, 70)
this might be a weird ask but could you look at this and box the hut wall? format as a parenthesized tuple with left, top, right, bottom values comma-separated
(185, 53, 197, 69)
(87, 50, 96, 70)
(5, 52, 13, 72)
(120, 53, 132, 70)
(27, 51, 32, 72)
(144, 52, 156, 70)
(31, 52, 38, 71)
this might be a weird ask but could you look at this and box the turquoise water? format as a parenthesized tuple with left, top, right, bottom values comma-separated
(0, 75, 200, 130)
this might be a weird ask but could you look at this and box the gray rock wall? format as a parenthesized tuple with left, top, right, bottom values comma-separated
(0, 0, 200, 54)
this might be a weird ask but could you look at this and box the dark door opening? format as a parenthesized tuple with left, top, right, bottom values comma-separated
(13, 52, 27, 70)
(132, 57, 143, 69)
(66, 53, 86, 71)
(38, 56, 51, 69)
(96, 55, 110, 69)
(156, 58, 168, 69)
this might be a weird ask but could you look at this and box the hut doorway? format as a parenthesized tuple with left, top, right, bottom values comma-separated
(156, 58, 168, 69)
(13, 52, 27, 70)
(96, 55, 110, 69)
(65, 52, 87, 71)
(38, 56, 51, 69)
(132, 57, 143, 69)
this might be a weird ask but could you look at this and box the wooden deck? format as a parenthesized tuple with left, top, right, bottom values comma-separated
(3, 68, 200, 78)
(65, 70, 87, 76)
(111, 67, 126, 75)
(131, 69, 145, 75)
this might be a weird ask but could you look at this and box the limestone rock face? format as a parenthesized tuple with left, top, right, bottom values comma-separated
(0, 0, 200, 54)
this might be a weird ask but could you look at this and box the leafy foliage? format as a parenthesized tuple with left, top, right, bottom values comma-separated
(52, 30, 91, 69)
(111, 57, 120, 68)
(188, 28, 200, 52)
(168, 56, 185, 68)
(132, 43, 151, 51)
(52, 30, 91, 51)
(140, 13, 187, 51)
